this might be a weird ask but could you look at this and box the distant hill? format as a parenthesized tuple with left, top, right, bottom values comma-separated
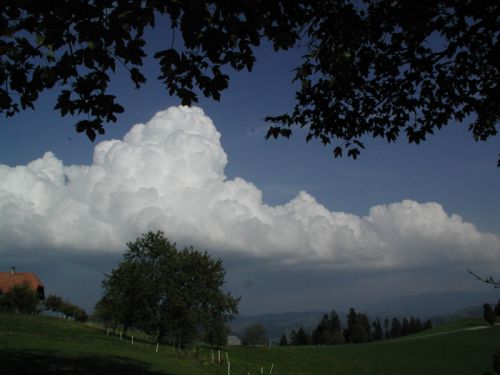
(231, 290, 499, 340)
(431, 304, 488, 325)
(230, 310, 329, 340)
(364, 290, 500, 317)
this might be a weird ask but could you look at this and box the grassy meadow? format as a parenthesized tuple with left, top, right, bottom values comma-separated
(0, 313, 498, 375)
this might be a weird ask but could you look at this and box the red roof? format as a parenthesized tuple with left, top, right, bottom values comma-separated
(0, 272, 44, 293)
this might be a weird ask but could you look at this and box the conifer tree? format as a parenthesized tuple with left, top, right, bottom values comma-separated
(329, 309, 344, 345)
(423, 319, 433, 331)
(384, 318, 390, 339)
(484, 303, 496, 326)
(372, 318, 383, 341)
(402, 317, 409, 336)
(296, 327, 308, 345)
(391, 318, 402, 338)
(279, 334, 288, 346)
(345, 308, 369, 343)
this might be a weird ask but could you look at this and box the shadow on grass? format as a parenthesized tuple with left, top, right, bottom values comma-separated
(0, 350, 171, 375)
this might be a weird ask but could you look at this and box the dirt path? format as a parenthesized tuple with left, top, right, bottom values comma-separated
(404, 322, 499, 341)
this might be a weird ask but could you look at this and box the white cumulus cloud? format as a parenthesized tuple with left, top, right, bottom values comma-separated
(1, 106, 499, 269)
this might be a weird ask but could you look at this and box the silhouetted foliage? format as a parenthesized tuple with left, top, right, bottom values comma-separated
(3, 1, 498, 164)
(1, 1, 303, 141)
(265, 1, 500, 166)
(495, 299, 500, 317)
(469, 269, 500, 288)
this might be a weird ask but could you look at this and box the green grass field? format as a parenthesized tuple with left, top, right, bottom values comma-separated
(1, 313, 498, 375)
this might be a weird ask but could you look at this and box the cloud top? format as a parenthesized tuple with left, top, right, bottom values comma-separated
(1, 106, 499, 269)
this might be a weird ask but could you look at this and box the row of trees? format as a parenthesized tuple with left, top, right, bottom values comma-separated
(93, 231, 239, 349)
(44, 294, 88, 322)
(279, 308, 433, 346)
(0, 284, 87, 321)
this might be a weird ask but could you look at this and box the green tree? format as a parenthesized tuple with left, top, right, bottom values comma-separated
(494, 299, 500, 317)
(44, 294, 64, 312)
(58, 300, 88, 322)
(3, 1, 498, 164)
(98, 260, 149, 335)
(241, 324, 267, 346)
(45, 294, 87, 321)
(483, 303, 496, 326)
(2, 283, 40, 314)
(97, 231, 238, 348)
(93, 293, 119, 331)
(203, 319, 229, 348)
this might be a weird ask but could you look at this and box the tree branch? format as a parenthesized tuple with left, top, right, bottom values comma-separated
(467, 268, 500, 288)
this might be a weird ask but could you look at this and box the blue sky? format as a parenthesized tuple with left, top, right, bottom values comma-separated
(1, 35, 499, 315)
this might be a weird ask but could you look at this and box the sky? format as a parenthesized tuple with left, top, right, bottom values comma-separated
(1, 29, 499, 316)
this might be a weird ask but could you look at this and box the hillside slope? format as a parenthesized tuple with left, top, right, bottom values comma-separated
(1, 313, 498, 375)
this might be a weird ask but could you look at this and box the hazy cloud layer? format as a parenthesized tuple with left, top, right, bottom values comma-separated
(1, 106, 499, 269)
